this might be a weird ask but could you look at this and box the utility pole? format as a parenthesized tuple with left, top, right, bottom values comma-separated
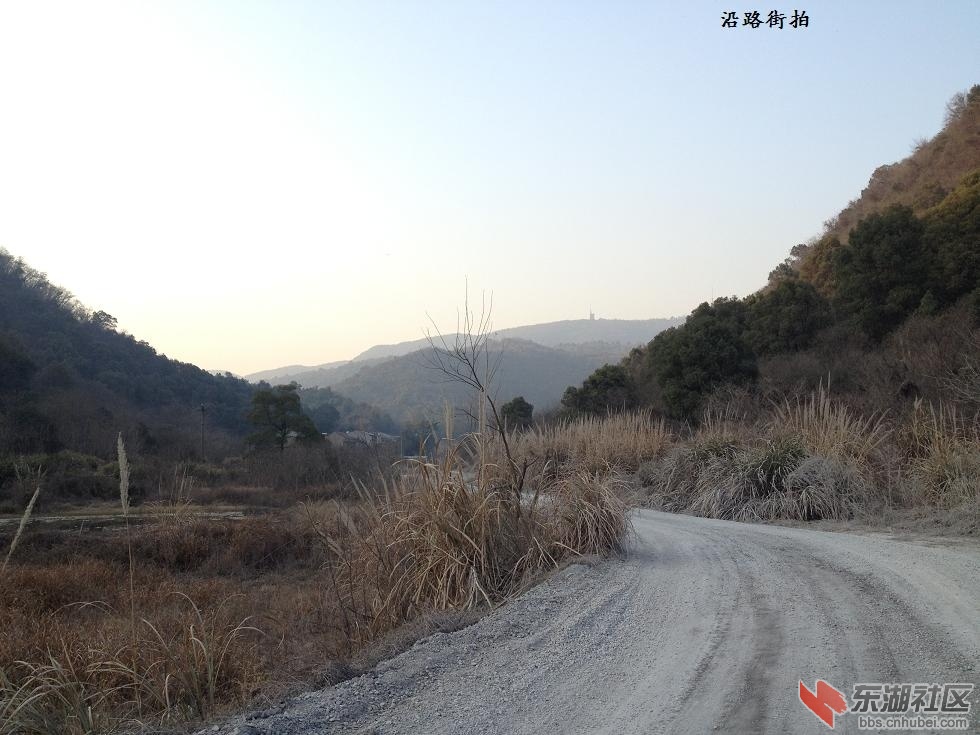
(199, 404, 206, 460)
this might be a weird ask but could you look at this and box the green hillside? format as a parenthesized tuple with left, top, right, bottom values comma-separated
(331, 338, 622, 425)
(793, 85, 980, 295)
(566, 87, 980, 421)
(0, 249, 255, 459)
(820, 86, 980, 245)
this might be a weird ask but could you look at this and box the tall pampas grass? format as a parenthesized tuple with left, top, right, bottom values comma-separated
(117, 432, 141, 716)
(312, 428, 632, 645)
(117, 432, 130, 515)
(771, 385, 889, 462)
(1, 466, 42, 575)
(905, 401, 980, 506)
(502, 411, 671, 474)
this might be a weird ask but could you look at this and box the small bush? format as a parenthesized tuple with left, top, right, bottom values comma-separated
(781, 456, 868, 520)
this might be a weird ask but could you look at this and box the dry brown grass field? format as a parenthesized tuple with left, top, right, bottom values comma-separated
(0, 427, 631, 734)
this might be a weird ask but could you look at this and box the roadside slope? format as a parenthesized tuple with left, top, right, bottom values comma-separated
(212, 511, 980, 734)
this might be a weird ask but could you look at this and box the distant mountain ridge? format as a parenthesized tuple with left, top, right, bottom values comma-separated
(498, 317, 684, 349)
(248, 360, 348, 384)
(329, 337, 628, 424)
(248, 317, 683, 388)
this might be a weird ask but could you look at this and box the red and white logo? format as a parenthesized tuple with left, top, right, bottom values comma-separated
(799, 679, 849, 729)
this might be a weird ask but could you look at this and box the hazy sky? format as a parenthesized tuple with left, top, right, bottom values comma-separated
(1, 1, 977, 374)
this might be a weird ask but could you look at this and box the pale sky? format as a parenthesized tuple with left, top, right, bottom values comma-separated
(1, 1, 977, 375)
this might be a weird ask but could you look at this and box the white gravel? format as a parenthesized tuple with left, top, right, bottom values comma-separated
(205, 510, 980, 734)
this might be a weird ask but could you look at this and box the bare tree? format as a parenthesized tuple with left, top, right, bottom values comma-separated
(423, 286, 530, 501)
(944, 90, 968, 126)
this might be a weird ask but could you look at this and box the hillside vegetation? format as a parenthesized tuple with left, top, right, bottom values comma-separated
(329, 338, 624, 426)
(567, 86, 980, 424)
(792, 85, 980, 295)
(562, 87, 980, 525)
(0, 250, 255, 460)
(818, 86, 980, 246)
(246, 317, 683, 389)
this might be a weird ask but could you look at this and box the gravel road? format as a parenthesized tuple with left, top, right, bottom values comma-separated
(208, 510, 980, 734)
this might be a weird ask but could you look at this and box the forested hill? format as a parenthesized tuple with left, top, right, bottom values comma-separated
(247, 317, 683, 390)
(0, 249, 255, 458)
(330, 338, 622, 425)
(818, 86, 980, 247)
(787, 84, 980, 289)
(563, 86, 980, 421)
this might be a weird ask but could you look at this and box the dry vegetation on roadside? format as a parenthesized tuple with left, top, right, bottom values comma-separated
(502, 411, 671, 474)
(477, 391, 977, 529)
(0, 424, 631, 734)
(3, 327, 976, 734)
(632, 390, 979, 527)
(2, 394, 976, 733)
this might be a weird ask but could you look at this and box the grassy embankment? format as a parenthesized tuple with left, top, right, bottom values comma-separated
(0, 424, 630, 734)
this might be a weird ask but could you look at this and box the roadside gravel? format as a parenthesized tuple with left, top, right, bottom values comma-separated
(204, 510, 980, 734)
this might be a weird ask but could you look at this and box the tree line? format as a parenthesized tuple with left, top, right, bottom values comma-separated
(563, 170, 980, 421)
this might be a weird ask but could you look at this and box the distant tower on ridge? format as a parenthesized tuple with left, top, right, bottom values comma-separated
(589, 307, 595, 321)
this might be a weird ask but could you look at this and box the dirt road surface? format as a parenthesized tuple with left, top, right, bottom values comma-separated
(209, 510, 980, 734)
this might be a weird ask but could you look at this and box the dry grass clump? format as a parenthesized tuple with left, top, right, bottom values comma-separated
(144, 464, 196, 523)
(0, 449, 262, 734)
(771, 385, 889, 462)
(0, 594, 263, 734)
(139, 593, 263, 722)
(781, 456, 868, 520)
(643, 435, 868, 522)
(551, 471, 631, 556)
(313, 431, 632, 646)
(0, 438, 290, 733)
(505, 411, 671, 474)
(134, 516, 322, 576)
(638, 391, 884, 522)
(0, 648, 117, 735)
(0, 538, 334, 733)
(902, 401, 980, 507)
(688, 405, 744, 461)
(638, 387, 980, 523)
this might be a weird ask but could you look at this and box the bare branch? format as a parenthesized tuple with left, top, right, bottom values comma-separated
(421, 284, 524, 500)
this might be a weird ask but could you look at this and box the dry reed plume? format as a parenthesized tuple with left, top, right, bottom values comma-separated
(1, 466, 42, 575)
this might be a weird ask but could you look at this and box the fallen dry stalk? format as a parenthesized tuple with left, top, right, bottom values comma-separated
(1, 466, 42, 576)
